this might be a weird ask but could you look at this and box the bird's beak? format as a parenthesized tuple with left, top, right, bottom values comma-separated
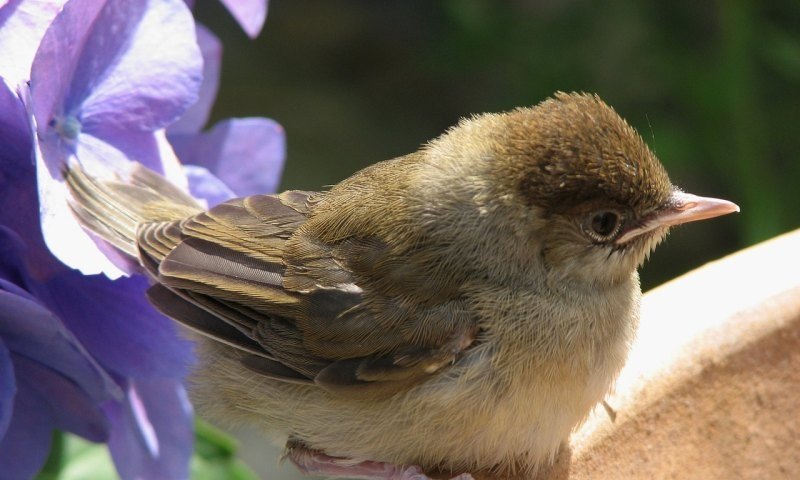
(616, 191, 740, 244)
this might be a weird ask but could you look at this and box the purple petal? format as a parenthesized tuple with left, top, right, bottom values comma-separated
(171, 117, 285, 196)
(0, 280, 118, 402)
(0, 78, 32, 168)
(44, 271, 195, 380)
(34, 145, 127, 277)
(0, 177, 56, 283)
(0, 0, 67, 88)
(219, 0, 267, 38)
(33, 128, 188, 276)
(0, 377, 53, 480)
(30, 0, 202, 137)
(12, 354, 109, 441)
(168, 23, 222, 135)
(0, 339, 15, 440)
(27, 0, 105, 135)
(0, 84, 63, 281)
(79, 0, 202, 132)
(105, 378, 193, 480)
(77, 128, 165, 174)
(0, 226, 39, 294)
(184, 165, 236, 207)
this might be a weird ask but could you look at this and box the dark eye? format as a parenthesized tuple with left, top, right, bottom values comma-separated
(584, 210, 623, 243)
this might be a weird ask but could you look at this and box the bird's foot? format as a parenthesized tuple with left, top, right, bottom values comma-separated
(285, 440, 473, 480)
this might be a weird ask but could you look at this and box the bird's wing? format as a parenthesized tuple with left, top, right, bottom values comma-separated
(139, 192, 479, 398)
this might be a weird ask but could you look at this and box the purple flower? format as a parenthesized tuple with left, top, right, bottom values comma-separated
(0, 85, 120, 477)
(0, 0, 201, 476)
(29, 0, 202, 277)
(185, 0, 268, 38)
(172, 117, 286, 205)
(0, 0, 285, 477)
(0, 0, 67, 89)
(168, 24, 285, 206)
(0, 227, 118, 479)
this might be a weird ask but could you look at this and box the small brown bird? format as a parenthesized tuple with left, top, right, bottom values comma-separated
(66, 93, 738, 480)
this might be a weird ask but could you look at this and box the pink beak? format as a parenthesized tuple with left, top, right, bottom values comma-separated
(616, 191, 740, 245)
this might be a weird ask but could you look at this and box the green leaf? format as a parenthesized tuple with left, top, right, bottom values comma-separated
(192, 419, 260, 480)
(58, 435, 118, 480)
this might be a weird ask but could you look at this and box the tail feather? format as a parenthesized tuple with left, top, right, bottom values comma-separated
(65, 163, 203, 259)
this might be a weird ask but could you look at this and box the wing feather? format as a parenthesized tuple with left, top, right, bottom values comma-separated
(135, 191, 479, 398)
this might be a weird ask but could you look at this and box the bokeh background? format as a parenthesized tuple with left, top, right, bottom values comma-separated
(193, 1, 799, 477)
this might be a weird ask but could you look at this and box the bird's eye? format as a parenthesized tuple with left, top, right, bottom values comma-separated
(583, 210, 623, 243)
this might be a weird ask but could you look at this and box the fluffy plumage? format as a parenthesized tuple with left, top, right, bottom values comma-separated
(65, 92, 737, 478)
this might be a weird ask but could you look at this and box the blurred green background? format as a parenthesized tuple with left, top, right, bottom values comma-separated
(194, 0, 800, 291)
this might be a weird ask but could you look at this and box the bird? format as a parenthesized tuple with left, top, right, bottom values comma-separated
(65, 92, 739, 480)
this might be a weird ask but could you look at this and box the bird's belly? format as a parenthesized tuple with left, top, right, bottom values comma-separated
(190, 322, 626, 474)
(279, 347, 618, 474)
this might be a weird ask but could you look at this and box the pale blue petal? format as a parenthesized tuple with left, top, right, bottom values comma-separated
(184, 164, 235, 207)
(171, 117, 285, 196)
(35, 143, 127, 277)
(30, 0, 202, 140)
(0, 0, 67, 87)
(168, 24, 222, 135)
(76, 0, 202, 132)
(219, 0, 267, 38)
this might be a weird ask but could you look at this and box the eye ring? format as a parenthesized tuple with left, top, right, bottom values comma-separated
(583, 209, 624, 243)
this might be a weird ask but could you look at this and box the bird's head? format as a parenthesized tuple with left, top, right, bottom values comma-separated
(423, 92, 739, 289)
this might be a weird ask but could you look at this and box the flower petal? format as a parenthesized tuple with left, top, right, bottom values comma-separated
(168, 23, 222, 135)
(105, 378, 193, 480)
(171, 117, 285, 196)
(0, 376, 54, 480)
(0, 82, 63, 281)
(44, 271, 194, 380)
(219, 0, 267, 38)
(0, 78, 32, 168)
(0, 338, 15, 441)
(30, 0, 202, 137)
(12, 354, 109, 442)
(0, 0, 67, 88)
(75, 129, 165, 175)
(78, 0, 201, 132)
(0, 226, 40, 297)
(184, 164, 235, 207)
(35, 142, 126, 277)
(27, 0, 105, 136)
(0, 280, 119, 403)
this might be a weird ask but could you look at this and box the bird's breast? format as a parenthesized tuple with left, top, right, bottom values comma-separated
(444, 278, 640, 466)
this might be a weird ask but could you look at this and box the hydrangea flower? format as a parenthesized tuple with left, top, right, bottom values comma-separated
(30, 0, 202, 276)
(0, 225, 117, 479)
(0, 0, 199, 477)
(0, 0, 285, 477)
(2, 77, 188, 479)
(168, 25, 286, 206)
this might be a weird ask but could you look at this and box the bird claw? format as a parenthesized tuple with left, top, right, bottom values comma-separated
(286, 440, 473, 480)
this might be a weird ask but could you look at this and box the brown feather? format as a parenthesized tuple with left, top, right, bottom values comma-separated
(63, 93, 732, 475)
